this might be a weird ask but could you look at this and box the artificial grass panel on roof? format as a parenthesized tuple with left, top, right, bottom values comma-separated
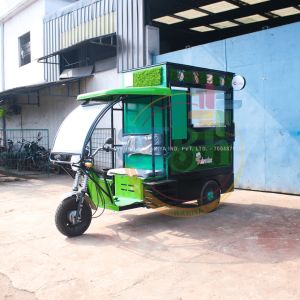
(133, 66, 162, 87)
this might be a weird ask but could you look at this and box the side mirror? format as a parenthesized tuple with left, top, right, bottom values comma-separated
(104, 137, 113, 145)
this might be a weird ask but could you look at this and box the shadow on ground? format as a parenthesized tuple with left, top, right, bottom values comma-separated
(67, 202, 300, 264)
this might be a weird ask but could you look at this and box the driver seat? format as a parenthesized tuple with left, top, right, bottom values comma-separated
(107, 168, 164, 179)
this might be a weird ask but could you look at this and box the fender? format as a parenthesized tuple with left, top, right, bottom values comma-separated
(60, 192, 97, 210)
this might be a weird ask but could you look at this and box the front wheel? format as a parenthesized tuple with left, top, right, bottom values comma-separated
(55, 196, 92, 237)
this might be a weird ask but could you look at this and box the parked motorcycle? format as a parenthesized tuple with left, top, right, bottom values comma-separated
(0, 133, 60, 174)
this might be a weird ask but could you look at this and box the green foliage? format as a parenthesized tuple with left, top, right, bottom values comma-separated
(0, 107, 5, 118)
(133, 67, 162, 87)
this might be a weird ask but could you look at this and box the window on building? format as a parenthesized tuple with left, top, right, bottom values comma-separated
(59, 38, 117, 74)
(19, 32, 31, 66)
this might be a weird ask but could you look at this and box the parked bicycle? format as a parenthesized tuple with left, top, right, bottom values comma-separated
(17, 133, 47, 171)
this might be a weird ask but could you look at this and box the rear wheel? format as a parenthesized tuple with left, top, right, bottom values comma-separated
(55, 195, 92, 237)
(198, 180, 221, 208)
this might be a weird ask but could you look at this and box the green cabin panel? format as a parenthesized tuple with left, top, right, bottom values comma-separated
(125, 155, 164, 172)
(171, 90, 188, 140)
(124, 97, 152, 135)
(114, 175, 144, 200)
(87, 175, 120, 211)
(123, 95, 165, 173)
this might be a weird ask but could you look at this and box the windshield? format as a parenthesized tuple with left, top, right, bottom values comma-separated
(51, 103, 107, 155)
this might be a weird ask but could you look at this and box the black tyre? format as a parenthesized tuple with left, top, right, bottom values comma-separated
(198, 180, 221, 207)
(55, 196, 92, 237)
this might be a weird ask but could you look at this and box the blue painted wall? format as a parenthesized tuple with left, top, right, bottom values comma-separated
(155, 22, 300, 194)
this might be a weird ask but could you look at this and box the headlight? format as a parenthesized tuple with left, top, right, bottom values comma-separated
(84, 159, 94, 168)
(70, 155, 81, 171)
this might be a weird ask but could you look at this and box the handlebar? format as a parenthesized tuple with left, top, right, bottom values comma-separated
(51, 143, 117, 171)
(92, 146, 116, 157)
(51, 146, 116, 166)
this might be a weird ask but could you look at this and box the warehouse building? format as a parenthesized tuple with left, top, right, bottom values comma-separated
(0, 0, 299, 193)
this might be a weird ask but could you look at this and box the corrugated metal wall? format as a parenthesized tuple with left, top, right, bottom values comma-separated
(44, 0, 117, 82)
(117, 0, 145, 72)
(155, 22, 300, 195)
(44, 0, 146, 81)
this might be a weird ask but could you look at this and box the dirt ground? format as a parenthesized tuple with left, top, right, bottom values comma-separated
(0, 175, 300, 300)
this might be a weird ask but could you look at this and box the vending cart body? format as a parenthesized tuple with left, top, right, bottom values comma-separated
(50, 62, 236, 237)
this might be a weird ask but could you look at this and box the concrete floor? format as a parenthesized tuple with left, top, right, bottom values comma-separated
(0, 176, 300, 300)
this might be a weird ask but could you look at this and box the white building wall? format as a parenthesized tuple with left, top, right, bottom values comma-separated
(0, 0, 26, 14)
(6, 68, 120, 146)
(0, 0, 78, 91)
(1, 0, 121, 148)
(0, 23, 4, 91)
(3, 0, 45, 89)
(85, 68, 120, 92)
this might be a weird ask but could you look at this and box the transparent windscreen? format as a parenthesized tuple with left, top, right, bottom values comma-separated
(51, 104, 107, 155)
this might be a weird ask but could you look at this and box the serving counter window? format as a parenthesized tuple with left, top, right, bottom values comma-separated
(190, 89, 225, 128)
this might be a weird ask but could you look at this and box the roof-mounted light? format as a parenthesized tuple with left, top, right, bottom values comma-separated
(242, 0, 269, 4)
(191, 26, 215, 32)
(271, 7, 300, 17)
(235, 14, 268, 24)
(153, 16, 183, 25)
(211, 21, 239, 29)
(199, 1, 239, 14)
(175, 9, 207, 19)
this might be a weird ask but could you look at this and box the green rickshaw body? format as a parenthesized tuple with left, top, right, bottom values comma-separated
(75, 62, 235, 212)
(87, 172, 145, 211)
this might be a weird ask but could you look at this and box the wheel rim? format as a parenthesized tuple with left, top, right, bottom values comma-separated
(67, 210, 78, 225)
(200, 181, 220, 205)
(207, 191, 215, 202)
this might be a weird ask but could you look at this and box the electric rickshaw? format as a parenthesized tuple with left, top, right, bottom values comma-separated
(50, 63, 237, 237)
